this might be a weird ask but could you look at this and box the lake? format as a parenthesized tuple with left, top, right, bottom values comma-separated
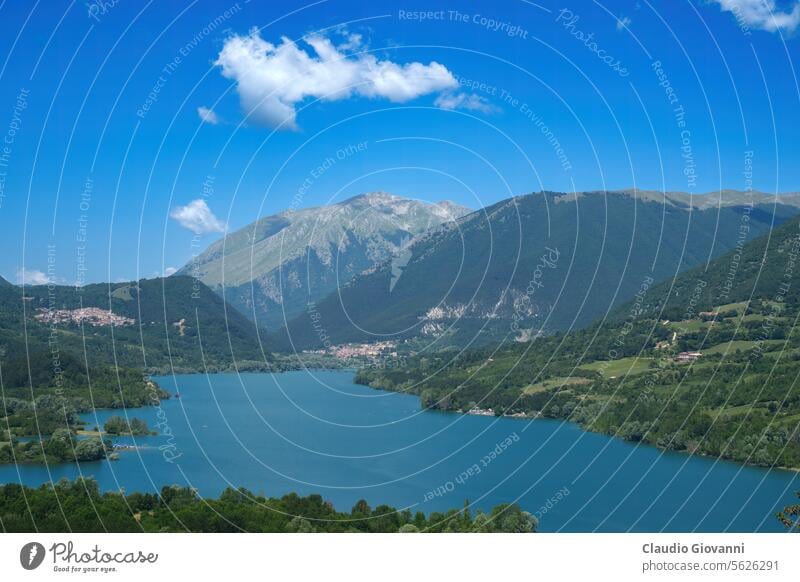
(1, 370, 797, 532)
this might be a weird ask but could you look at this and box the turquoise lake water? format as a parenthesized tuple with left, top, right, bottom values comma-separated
(1, 370, 797, 532)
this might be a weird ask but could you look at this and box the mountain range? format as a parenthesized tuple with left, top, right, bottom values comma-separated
(179, 192, 470, 330)
(7, 187, 793, 367)
(269, 189, 800, 350)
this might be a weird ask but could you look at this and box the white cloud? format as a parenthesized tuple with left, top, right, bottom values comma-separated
(712, 0, 800, 33)
(170, 199, 226, 235)
(434, 92, 497, 113)
(197, 106, 220, 124)
(215, 30, 458, 129)
(337, 31, 363, 51)
(616, 16, 632, 31)
(15, 268, 50, 285)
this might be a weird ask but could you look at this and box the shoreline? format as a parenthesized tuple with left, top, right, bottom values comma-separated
(5, 368, 798, 478)
(1, 369, 796, 532)
(356, 377, 800, 475)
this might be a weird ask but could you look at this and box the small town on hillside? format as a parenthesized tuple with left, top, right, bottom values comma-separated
(34, 307, 135, 327)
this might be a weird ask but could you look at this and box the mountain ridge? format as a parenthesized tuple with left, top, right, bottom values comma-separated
(272, 189, 800, 350)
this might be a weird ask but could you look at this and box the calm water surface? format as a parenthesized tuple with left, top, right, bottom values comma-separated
(1, 370, 797, 532)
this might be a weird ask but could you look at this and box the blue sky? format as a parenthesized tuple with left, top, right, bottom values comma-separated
(0, 0, 798, 285)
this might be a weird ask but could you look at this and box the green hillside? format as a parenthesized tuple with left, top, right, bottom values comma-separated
(356, 215, 800, 469)
(618, 214, 800, 321)
(16, 276, 271, 372)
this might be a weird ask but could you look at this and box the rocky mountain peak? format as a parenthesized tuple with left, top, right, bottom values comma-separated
(179, 192, 472, 329)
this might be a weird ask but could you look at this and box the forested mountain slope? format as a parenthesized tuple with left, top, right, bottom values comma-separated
(276, 189, 800, 349)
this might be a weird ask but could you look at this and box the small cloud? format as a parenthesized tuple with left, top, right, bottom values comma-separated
(170, 199, 226, 235)
(711, 0, 800, 33)
(215, 29, 458, 129)
(616, 16, 632, 31)
(434, 92, 497, 114)
(336, 30, 363, 52)
(197, 106, 220, 125)
(15, 268, 50, 285)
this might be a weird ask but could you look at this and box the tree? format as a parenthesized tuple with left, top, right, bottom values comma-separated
(285, 516, 315, 533)
(44, 429, 74, 460)
(103, 416, 128, 435)
(129, 418, 151, 435)
(351, 499, 371, 516)
(778, 491, 800, 531)
(103, 416, 151, 435)
(73, 438, 108, 462)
